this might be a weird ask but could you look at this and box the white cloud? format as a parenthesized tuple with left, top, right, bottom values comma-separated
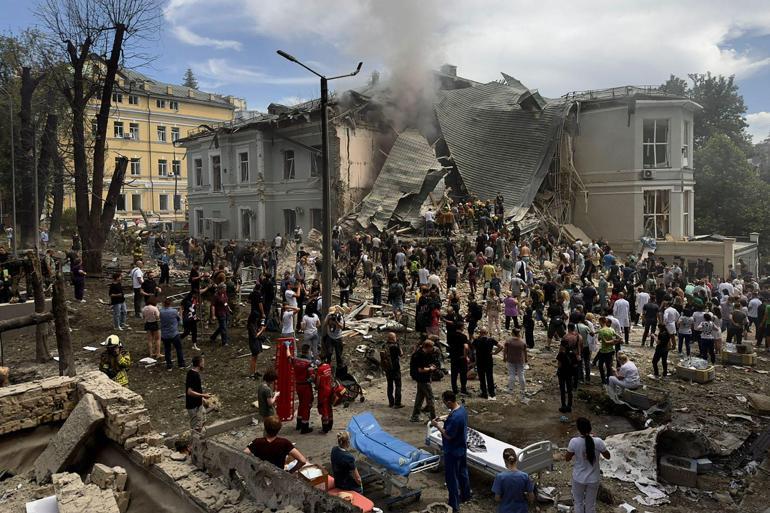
(176, 0, 770, 97)
(196, 59, 319, 87)
(171, 25, 242, 51)
(747, 112, 770, 143)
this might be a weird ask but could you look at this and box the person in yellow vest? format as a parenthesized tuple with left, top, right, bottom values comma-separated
(100, 335, 131, 386)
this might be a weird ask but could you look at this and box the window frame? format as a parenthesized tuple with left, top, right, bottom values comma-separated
(156, 125, 167, 143)
(172, 160, 181, 177)
(129, 122, 140, 140)
(131, 193, 142, 211)
(193, 157, 203, 187)
(239, 207, 252, 240)
(158, 159, 168, 177)
(113, 121, 124, 138)
(211, 154, 222, 192)
(112, 92, 123, 103)
(682, 120, 690, 168)
(310, 146, 322, 177)
(238, 151, 249, 183)
(159, 194, 169, 212)
(117, 193, 126, 212)
(283, 149, 295, 180)
(283, 209, 297, 235)
(128, 95, 139, 105)
(171, 127, 180, 142)
(156, 99, 166, 109)
(643, 189, 671, 240)
(682, 189, 691, 238)
(642, 119, 670, 169)
(195, 209, 204, 237)
(130, 158, 141, 176)
(169, 100, 179, 110)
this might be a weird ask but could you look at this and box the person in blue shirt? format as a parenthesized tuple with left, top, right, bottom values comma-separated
(431, 390, 471, 512)
(159, 297, 185, 370)
(492, 448, 535, 513)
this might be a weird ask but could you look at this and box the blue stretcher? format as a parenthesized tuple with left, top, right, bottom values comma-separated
(347, 412, 440, 508)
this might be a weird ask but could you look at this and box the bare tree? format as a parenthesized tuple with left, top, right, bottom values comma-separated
(40, 0, 160, 272)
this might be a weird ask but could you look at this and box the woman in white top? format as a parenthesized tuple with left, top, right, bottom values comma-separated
(566, 417, 611, 513)
(301, 306, 321, 362)
(281, 304, 300, 340)
(608, 352, 640, 391)
(677, 309, 694, 356)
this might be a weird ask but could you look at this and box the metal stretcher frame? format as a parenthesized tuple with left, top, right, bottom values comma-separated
(347, 413, 441, 508)
(425, 423, 554, 478)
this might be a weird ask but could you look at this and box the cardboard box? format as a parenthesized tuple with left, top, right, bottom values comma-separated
(721, 351, 757, 366)
(675, 365, 716, 384)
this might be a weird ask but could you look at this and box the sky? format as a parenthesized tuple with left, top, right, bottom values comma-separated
(2, 0, 770, 142)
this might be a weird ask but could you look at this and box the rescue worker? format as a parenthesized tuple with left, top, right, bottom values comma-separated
(99, 335, 131, 386)
(316, 361, 334, 433)
(291, 343, 315, 434)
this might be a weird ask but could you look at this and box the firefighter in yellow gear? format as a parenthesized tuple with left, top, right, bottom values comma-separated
(99, 335, 131, 386)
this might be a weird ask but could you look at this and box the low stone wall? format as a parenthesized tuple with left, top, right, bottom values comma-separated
(191, 437, 357, 513)
(0, 375, 77, 435)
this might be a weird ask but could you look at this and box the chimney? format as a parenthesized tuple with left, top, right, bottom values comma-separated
(143, 80, 151, 90)
(188, 88, 194, 98)
(440, 64, 457, 77)
(166, 85, 173, 95)
(749, 232, 759, 243)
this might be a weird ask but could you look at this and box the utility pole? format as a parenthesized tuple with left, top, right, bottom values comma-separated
(277, 50, 362, 317)
(1, 88, 18, 256)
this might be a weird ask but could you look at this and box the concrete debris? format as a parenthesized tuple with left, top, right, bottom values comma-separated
(746, 393, 770, 414)
(34, 393, 105, 484)
(52, 473, 120, 513)
(601, 427, 662, 483)
(89, 464, 127, 492)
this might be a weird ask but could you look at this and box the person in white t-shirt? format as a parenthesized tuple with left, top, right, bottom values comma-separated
(612, 293, 631, 344)
(635, 287, 650, 325)
(423, 208, 435, 237)
(301, 308, 321, 362)
(566, 417, 611, 513)
(280, 304, 300, 339)
(608, 352, 640, 391)
(130, 261, 144, 318)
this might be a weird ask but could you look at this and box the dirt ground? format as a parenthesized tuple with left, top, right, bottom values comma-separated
(4, 252, 770, 513)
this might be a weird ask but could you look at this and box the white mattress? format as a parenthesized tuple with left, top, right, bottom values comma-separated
(427, 426, 521, 474)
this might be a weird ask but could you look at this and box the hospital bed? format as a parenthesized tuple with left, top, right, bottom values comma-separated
(347, 413, 441, 508)
(425, 419, 554, 478)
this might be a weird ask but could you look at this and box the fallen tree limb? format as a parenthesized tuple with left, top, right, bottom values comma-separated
(0, 312, 54, 332)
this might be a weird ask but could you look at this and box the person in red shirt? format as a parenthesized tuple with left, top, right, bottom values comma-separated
(316, 362, 334, 433)
(209, 284, 232, 346)
(291, 344, 315, 434)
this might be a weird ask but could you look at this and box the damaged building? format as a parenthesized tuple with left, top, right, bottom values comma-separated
(179, 65, 758, 276)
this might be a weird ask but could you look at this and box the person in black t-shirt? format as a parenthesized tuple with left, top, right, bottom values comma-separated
(185, 356, 209, 432)
(244, 416, 307, 472)
(641, 300, 660, 347)
(473, 328, 502, 399)
(382, 332, 403, 408)
(447, 329, 469, 395)
(109, 272, 127, 330)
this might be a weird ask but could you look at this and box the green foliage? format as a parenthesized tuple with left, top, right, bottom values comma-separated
(60, 207, 77, 235)
(694, 134, 770, 246)
(659, 75, 688, 97)
(182, 68, 198, 89)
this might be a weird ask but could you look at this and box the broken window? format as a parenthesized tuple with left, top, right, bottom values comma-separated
(283, 209, 296, 235)
(643, 189, 670, 239)
(284, 150, 295, 180)
(310, 146, 322, 177)
(643, 119, 669, 168)
(311, 208, 322, 231)
(212, 155, 222, 192)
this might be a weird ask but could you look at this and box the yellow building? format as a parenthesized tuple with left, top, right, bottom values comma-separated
(64, 69, 238, 227)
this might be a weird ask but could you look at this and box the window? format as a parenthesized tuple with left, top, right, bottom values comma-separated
(643, 190, 670, 239)
(128, 95, 139, 105)
(310, 208, 323, 232)
(240, 209, 251, 239)
(156, 99, 166, 109)
(283, 150, 295, 179)
(310, 146, 322, 177)
(239, 152, 249, 182)
(171, 127, 180, 142)
(130, 158, 141, 176)
(195, 209, 204, 236)
(174, 194, 181, 211)
(113, 121, 124, 138)
(131, 194, 142, 211)
(172, 160, 181, 177)
(129, 122, 139, 140)
(211, 155, 222, 191)
(643, 119, 669, 168)
(112, 92, 123, 103)
(91, 119, 98, 134)
(117, 194, 126, 212)
(682, 120, 690, 167)
(159, 194, 169, 211)
(194, 158, 203, 186)
(169, 100, 179, 110)
(212, 210, 223, 239)
(158, 159, 168, 177)
(283, 209, 297, 235)
(157, 126, 167, 142)
(683, 191, 691, 237)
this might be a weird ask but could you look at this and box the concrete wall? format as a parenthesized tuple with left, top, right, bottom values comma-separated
(572, 100, 697, 246)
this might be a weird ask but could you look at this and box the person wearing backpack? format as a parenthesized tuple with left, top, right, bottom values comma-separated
(381, 332, 404, 408)
(561, 323, 583, 390)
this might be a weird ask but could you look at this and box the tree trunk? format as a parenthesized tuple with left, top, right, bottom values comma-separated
(49, 154, 65, 240)
(17, 67, 39, 249)
(36, 93, 58, 227)
(52, 271, 75, 377)
(0, 312, 53, 332)
(28, 252, 50, 363)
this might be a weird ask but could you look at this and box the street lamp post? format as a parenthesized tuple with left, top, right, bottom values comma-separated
(1, 87, 18, 257)
(277, 50, 362, 317)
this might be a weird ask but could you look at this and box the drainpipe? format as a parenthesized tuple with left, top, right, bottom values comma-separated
(146, 92, 155, 219)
